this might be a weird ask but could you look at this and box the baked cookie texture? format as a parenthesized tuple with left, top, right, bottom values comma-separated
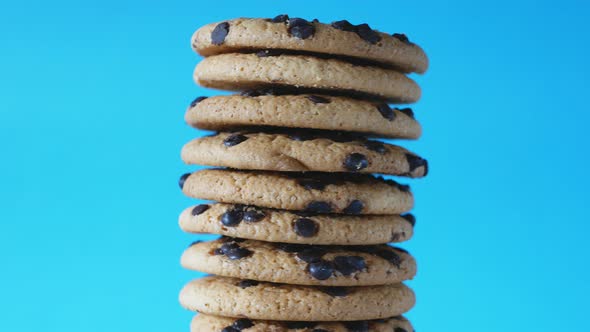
(179, 203, 415, 245)
(192, 17, 428, 74)
(186, 94, 422, 139)
(179, 276, 415, 321)
(191, 313, 415, 332)
(181, 132, 428, 177)
(194, 53, 421, 103)
(180, 169, 414, 215)
(181, 238, 416, 286)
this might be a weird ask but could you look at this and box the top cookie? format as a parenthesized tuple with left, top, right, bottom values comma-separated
(192, 16, 428, 74)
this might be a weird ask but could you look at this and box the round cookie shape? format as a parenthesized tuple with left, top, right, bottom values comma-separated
(191, 313, 415, 332)
(186, 94, 422, 139)
(194, 54, 421, 103)
(181, 238, 416, 286)
(179, 276, 415, 321)
(179, 169, 414, 215)
(181, 131, 428, 177)
(191, 17, 429, 74)
(179, 203, 415, 245)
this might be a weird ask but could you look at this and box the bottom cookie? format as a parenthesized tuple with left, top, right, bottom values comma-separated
(191, 313, 415, 332)
(179, 276, 415, 321)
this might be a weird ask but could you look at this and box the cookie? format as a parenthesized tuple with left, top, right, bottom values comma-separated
(181, 238, 416, 286)
(179, 203, 415, 245)
(179, 276, 415, 321)
(179, 169, 414, 215)
(191, 17, 428, 74)
(194, 54, 421, 103)
(186, 94, 421, 139)
(181, 132, 428, 177)
(191, 313, 415, 332)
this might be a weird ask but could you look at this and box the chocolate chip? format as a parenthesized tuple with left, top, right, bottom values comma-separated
(363, 141, 386, 154)
(305, 201, 332, 213)
(344, 321, 370, 332)
(376, 249, 402, 267)
(293, 218, 319, 237)
(191, 204, 209, 216)
(355, 23, 381, 44)
(213, 248, 224, 255)
(334, 256, 367, 276)
(401, 213, 416, 227)
(344, 153, 369, 172)
(376, 103, 395, 121)
(271, 14, 289, 23)
(221, 327, 239, 332)
(394, 329, 408, 332)
(211, 22, 230, 45)
(225, 247, 253, 260)
(243, 210, 265, 223)
(398, 107, 415, 119)
(392, 33, 411, 44)
(223, 134, 248, 147)
(219, 242, 240, 254)
(286, 322, 318, 329)
(320, 286, 349, 297)
(331, 20, 356, 32)
(296, 247, 326, 263)
(343, 200, 364, 214)
(237, 279, 259, 289)
(306, 95, 330, 104)
(233, 318, 254, 330)
(405, 154, 428, 176)
(178, 173, 191, 189)
(189, 96, 207, 107)
(309, 260, 334, 280)
(287, 18, 315, 39)
(298, 178, 326, 190)
(221, 208, 244, 227)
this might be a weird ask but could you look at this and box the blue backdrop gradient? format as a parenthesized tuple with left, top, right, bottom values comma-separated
(1, 0, 589, 331)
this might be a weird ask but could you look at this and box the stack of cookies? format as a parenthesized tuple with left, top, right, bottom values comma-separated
(178, 15, 428, 332)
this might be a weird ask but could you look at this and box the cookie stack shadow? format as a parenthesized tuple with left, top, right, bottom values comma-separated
(178, 15, 428, 332)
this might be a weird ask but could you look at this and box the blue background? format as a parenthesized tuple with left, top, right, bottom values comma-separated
(1, 0, 589, 331)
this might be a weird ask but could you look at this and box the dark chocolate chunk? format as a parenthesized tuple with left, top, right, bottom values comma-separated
(296, 247, 326, 263)
(191, 204, 210, 216)
(221, 208, 244, 227)
(376, 103, 395, 121)
(392, 33, 411, 44)
(306, 95, 331, 104)
(331, 20, 356, 32)
(305, 201, 333, 213)
(344, 321, 370, 332)
(233, 318, 254, 330)
(221, 327, 239, 332)
(405, 154, 428, 176)
(298, 178, 326, 190)
(178, 173, 191, 189)
(343, 153, 369, 172)
(293, 218, 319, 237)
(223, 134, 248, 147)
(243, 210, 265, 223)
(271, 14, 289, 23)
(397, 107, 415, 119)
(363, 141, 386, 154)
(320, 286, 349, 297)
(237, 279, 259, 289)
(225, 246, 253, 260)
(189, 96, 207, 107)
(309, 260, 335, 280)
(213, 248, 224, 255)
(355, 23, 381, 44)
(211, 22, 230, 45)
(343, 200, 364, 214)
(219, 242, 240, 254)
(401, 213, 416, 227)
(376, 249, 402, 267)
(287, 18, 315, 39)
(334, 256, 367, 276)
(286, 322, 318, 329)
